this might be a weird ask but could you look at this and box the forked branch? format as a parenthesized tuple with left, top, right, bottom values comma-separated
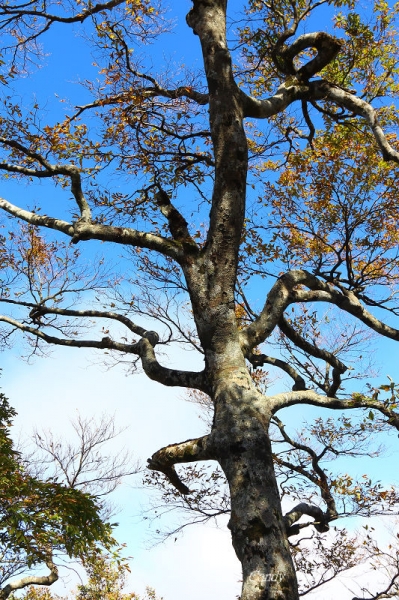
(0, 197, 182, 260)
(241, 270, 399, 361)
(0, 139, 91, 222)
(278, 316, 347, 395)
(273, 416, 338, 522)
(243, 77, 399, 166)
(248, 352, 306, 390)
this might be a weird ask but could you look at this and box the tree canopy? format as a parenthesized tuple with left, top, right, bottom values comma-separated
(0, 386, 119, 599)
(1, 0, 399, 598)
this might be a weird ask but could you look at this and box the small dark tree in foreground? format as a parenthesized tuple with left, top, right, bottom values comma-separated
(0, 384, 136, 599)
(0, 391, 113, 599)
(1, 0, 399, 598)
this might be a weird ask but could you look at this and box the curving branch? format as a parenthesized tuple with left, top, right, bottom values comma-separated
(239, 270, 314, 351)
(284, 502, 330, 537)
(278, 317, 329, 362)
(0, 315, 208, 392)
(323, 84, 399, 164)
(278, 316, 347, 396)
(0, 556, 58, 600)
(0, 138, 91, 222)
(138, 337, 209, 392)
(26, 305, 155, 338)
(241, 269, 399, 364)
(244, 77, 399, 165)
(272, 32, 342, 82)
(247, 352, 306, 391)
(147, 435, 215, 494)
(243, 78, 318, 119)
(273, 416, 337, 522)
(291, 285, 399, 343)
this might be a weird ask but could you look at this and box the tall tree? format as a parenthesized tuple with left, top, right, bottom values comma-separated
(1, 0, 399, 598)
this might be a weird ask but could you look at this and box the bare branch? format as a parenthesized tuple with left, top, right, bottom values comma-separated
(72, 87, 208, 123)
(0, 139, 91, 221)
(292, 285, 399, 342)
(352, 571, 399, 600)
(248, 352, 306, 391)
(0, 315, 208, 391)
(0, 198, 182, 260)
(270, 389, 399, 431)
(241, 269, 399, 362)
(278, 316, 347, 395)
(32, 413, 138, 499)
(0, 0, 125, 26)
(273, 415, 337, 521)
(284, 503, 329, 537)
(27, 306, 153, 338)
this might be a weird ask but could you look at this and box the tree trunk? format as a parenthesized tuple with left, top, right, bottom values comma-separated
(183, 249, 299, 598)
(183, 0, 298, 581)
(209, 365, 299, 600)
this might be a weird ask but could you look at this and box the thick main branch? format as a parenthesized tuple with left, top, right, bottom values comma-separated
(0, 315, 208, 392)
(147, 435, 214, 494)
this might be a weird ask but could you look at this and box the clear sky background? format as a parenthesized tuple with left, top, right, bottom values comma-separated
(1, 1, 399, 599)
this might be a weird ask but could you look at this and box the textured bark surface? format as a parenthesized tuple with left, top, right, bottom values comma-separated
(213, 376, 298, 600)
(181, 6, 299, 594)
